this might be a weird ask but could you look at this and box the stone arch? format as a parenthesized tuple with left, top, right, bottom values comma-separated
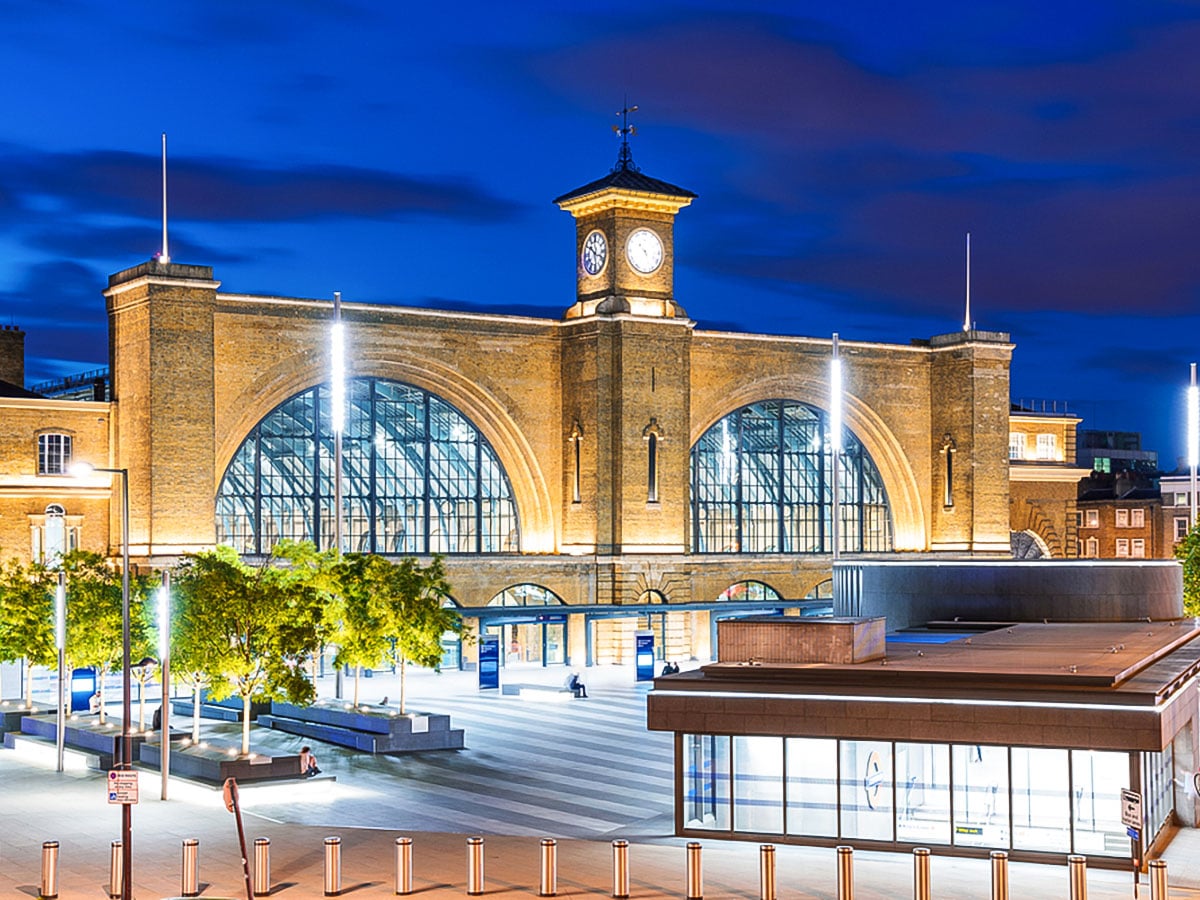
(690, 374, 926, 551)
(216, 353, 555, 552)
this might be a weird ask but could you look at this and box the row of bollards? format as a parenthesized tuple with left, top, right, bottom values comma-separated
(33, 835, 1176, 899)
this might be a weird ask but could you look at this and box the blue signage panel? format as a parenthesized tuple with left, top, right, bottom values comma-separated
(478, 635, 501, 691)
(635, 630, 655, 682)
(71, 666, 96, 712)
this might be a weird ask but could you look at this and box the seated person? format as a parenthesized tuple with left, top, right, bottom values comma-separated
(88, 691, 101, 714)
(566, 672, 588, 698)
(298, 745, 321, 777)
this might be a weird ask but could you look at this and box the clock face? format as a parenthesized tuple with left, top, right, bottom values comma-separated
(581, 230, 607, 276)
(626, 228, 664, 274)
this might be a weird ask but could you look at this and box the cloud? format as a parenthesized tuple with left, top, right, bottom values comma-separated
(22, 224, 255, 265)
(0, 147, 525, 225)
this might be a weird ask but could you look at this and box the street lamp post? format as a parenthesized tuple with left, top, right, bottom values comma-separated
(71, 462, 132, 900)
(158, 571, 171, 801)
(1189, 363, 1198, 530)
(830, 333, 843, 563)
(55, 570, 66, 773)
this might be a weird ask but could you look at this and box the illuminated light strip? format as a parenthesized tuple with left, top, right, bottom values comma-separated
(330, 318, 345, 435)
(650, 682, 1196, 715)
(1188, 379, 1198, 469)
(55, 574, 65, 650)
(157, 582, 170, 661)
(829, 336, 843, 453)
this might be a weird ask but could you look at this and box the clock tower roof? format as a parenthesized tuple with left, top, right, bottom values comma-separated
(553, 165, 697, 207)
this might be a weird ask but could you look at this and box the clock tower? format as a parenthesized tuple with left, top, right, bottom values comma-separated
(554, 115, 696, 319)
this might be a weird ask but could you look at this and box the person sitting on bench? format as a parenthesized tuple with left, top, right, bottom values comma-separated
(567, 672, 588, 698)
(299, 746, 321, 777)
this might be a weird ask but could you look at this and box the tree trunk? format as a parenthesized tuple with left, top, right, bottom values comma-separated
(399, 655, 407, 715)
(241, 693, 251, 756)
(192, 682, 202, 742)
(353, 666, 361, 706)
(24, 661, 34, 707)
(98, 674, 107, 725)
(137, 677, 146, 730)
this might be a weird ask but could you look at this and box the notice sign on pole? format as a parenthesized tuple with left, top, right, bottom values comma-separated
(107, 769, 138, 805)
(1121, 788, 1142, 829)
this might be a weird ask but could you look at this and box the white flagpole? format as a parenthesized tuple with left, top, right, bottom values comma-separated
(963, 232, 970, 332)
(160, 133, 170, 264)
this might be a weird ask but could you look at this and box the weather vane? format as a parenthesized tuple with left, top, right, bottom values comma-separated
(612, 101, 640, 173)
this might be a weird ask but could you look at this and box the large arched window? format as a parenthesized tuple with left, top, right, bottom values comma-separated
(691, 400, 892, 553)
(487, 584, 564, 606)
(216, 379, 520, 555)
(717, 580, 782, 602)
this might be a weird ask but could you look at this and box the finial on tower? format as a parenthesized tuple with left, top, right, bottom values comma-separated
(611, 100, 640, 173)
(962, 231, 971, 332)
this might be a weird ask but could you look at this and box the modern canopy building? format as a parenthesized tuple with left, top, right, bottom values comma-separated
(1, 147, 1029, 669)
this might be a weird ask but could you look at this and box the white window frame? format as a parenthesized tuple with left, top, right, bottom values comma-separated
(1035, 433, 1057, 461)
(1009, 433, 1027, 461)
(37, 433, 73, 475)
(1085, 537, 1099, 558)
(1130, 508, 1145, 528)
(1115, 538, 1130, 558)
(1115, 509, 1129, 528)
(1084, 509, 1099, 528)
(1176, 517, 1190, 542)
(1131, 539, 1146, 559)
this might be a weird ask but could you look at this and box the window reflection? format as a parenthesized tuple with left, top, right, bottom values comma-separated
(952, 744, 1009, 848)
(1011, 748, 1070, 853)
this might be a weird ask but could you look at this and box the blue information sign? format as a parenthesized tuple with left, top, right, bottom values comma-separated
(635, 630, 655, 682)
(478, 635, 501, 691)
(70, 666, 96, 712)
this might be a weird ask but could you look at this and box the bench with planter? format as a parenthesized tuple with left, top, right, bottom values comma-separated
(258, 700, 464, 753)
(500, 683, 576, 700)
(136, 738, 321, 784)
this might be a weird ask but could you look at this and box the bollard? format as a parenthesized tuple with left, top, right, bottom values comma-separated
(39, 841, 59, 900)
(836, 846, 854, 900)
(686, 842, 703, 900)
(759, 845, 776, 900)
(181, 838, 200, 897)
(612, 839, 630, 900)
(1149, 859, 1167, 900)
(324, 836, 342, 896)
(1068, 855, 1088, 900)
(254, 837, 271, 896)
(990, 851, 1009, 900)
(540, 839, 558, 897)
(395, 837, 413, 895)
(108, 840, 122, 898)
(913, 848, 931, 900)
(467, 836, 485, 896)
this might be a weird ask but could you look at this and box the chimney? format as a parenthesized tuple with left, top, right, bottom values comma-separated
(0, 325, 24, 388)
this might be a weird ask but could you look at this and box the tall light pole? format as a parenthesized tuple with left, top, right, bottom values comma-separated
(158, 571, 171, 800)
(70, 462, 132, 900)
(55, 569, 66, 773)
(830, 333, 843, 563)
(331, 291, 346, 699)
(1189, 363, 1198, 529)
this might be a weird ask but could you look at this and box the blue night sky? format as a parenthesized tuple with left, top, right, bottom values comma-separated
(2, 1, 1198, 462)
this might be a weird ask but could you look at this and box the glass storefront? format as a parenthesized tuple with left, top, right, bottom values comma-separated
(682, 734, 1148, 857)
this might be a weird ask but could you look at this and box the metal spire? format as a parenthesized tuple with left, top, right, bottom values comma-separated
(160, 133, 171, 264)
(963, 232, 971, 332)
(612, 101, 640, 173)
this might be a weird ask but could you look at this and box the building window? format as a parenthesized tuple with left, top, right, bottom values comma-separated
(1131, 539, 1146, 558)
(1173, 492, 1189, 508)
(691, 400, 893, 554)
(1176, 517, 1190, 542)
(1075, 511, 1082, 528)
(1116, 539, 1129, 558)
(568, 420, 583, 504)
(30, 503, 79, 565)
(1008, 433, 1026, 461)
(1115, 509, 1129, 528)
(1084, 509, 1099, 528)
(1130, 508, 1145, 528)
(1084, 537, 1099, 558)
(644, 418, 663, 504)
(37, 433, 73, 475)
(1035, 433, 1057, 461)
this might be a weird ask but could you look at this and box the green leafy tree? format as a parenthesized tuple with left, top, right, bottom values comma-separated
(0, 557, 56, 704)
(384, 556, 461, 714)
(173, 545, 323, 755)
(329, 553, 406, 706)
(1175, 525, 1200, 617)
(270, 540, 340, 685)
(61, 550, 152, 725)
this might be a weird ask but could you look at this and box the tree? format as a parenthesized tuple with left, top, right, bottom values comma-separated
(383, 556, 461, 714)
(173, 545, 323, 755)
(329, 553, 406, 706)
(0, 557, 55, 704)
(1175, 524, 1200, 617)
(60, 551, 152, 725)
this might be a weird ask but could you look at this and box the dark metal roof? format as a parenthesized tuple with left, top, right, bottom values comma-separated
(0, 379, 42, 399)
(554, 162, 696, 205)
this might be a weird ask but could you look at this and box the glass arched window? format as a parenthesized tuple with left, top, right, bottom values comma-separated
(691, 400, 892, 553)
(717, 580, 782, 602)
(638, 589, 667, 604)
(216, 379, 520, 555)
(487, 584, 564, 607)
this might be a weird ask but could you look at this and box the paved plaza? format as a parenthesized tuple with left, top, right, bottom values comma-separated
(2, 664, 1200, 899)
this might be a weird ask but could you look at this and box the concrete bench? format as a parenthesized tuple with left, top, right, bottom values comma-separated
(501, 683, 576, 701)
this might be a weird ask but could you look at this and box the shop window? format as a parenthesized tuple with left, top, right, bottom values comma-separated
(785, 738, 837, 837)
(38, 433, 73, 475)
(684, 734, 730, 831)
(1071, 750, 1131, 857)
(732, 736, 783, 834)
(951, 745, 1009, 848)
(1011, 747, 1070, 852)
(839, 740, 893, 841)
(896, 743, 951, 845)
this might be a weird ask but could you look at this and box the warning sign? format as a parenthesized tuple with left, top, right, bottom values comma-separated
(107, 769, 138, 805)
(1120, 788, 1141, 830)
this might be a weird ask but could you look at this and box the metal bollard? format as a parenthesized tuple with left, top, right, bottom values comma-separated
(1149, 859, 1167, 900)
(254, 837, 271, 896)
(181, 838, 200, 897)
(109, 840, 122, 898)
(467, 836, 485, 896)
(324, 836, 342, 896)
(395, 836, 413, 895)
(836, 846, 854, 900)
(540, 839, 558, 897)
(612, 839, 630, 900)
(990, 851, 1009, 900)
(686, 841, 703, 900)
(1068, 855, 1088, 900)
(913, 848, 931, 900)
(39, 841, 59, 900)
(759, 845, 776, 900)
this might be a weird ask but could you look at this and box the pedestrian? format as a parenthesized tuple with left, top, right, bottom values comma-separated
(567, 672, 588, 698)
